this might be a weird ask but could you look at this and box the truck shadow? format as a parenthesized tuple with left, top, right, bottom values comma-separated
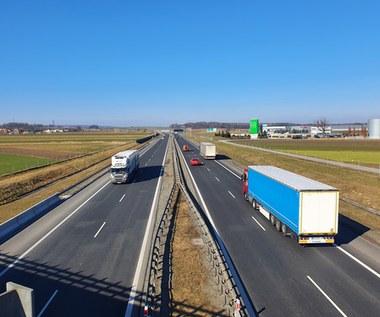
(335, 214, 370, 246)
(132, 165, 163, 183)
(215, 154, 231, 160)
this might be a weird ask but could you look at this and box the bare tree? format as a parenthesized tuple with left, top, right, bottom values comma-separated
(315, 117, 329, 136)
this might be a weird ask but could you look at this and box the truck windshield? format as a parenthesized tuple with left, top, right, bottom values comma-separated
(111, 168, 127, 173)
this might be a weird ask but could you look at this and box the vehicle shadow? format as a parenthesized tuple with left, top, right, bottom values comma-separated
(132, 165, 162, 183)
(335, 214, 370, 245)
(215, 154, 231, 160)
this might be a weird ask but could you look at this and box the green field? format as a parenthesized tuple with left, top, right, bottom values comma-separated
(233, 138, 380, 168)
(0, 154, 56, 176)
(281, 149, 380, 165)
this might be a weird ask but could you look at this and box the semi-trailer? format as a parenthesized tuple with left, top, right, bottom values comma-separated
(199, 142, 216, 159)
(242, 166, 339, 244)
(110, 150, 140, 184)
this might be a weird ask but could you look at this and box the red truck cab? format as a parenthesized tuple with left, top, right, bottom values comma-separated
(242, 167, 248, 199)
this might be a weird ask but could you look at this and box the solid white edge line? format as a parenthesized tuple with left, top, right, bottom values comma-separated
(228, 191, 236, 199)
(0, 181, 111, 278)
(37, 289, 59, 317)
(307, 276, 348, 317)
(119, 194, 126, 202)
(124, 139, 169, 317)
(334, 244, 380, 279)
(94, 222, 106, 238)
(215, 160, 241, 178)
(251, 216, 266, 231)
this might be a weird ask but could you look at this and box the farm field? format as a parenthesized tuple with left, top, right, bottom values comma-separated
(0, 131, 150, 176)
(233, 138, 380, 168)
(0, 154, 56, 176)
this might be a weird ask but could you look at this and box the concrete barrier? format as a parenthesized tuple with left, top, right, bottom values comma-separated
(0, 194, 61, 243)
(0, 282, 34, 317)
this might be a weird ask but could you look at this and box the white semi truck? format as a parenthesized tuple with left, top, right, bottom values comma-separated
(110, 150, 140, 184)
(199, 142, 216, 159)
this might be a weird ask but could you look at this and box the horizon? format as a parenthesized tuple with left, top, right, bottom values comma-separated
(1, 120, 372, 130)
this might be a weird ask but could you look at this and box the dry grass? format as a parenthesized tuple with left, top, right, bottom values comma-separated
(171, 195, 227, 316)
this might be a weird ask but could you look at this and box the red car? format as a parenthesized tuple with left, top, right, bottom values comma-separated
(190, 158, 200, 166)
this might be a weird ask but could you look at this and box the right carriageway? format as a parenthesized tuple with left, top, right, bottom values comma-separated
(175, 135, 380, 317)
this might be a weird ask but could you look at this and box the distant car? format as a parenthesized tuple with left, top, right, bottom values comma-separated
(182, 145, 190, 151)
(190, 158, 200, 166)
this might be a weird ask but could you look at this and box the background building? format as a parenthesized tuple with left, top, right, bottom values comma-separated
(368, 119, 380, 139)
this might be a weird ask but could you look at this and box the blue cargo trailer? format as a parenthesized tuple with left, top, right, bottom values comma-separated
(243, 166, 339, 244)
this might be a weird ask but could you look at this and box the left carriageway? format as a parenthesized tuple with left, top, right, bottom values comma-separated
(0, 135, 169, 317)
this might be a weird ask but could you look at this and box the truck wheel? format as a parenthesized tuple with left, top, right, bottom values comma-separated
(281, 223, 288, 236)
(244, 192, 249, 201)
(290, 232, 298, 241)
(270, 214, 276, 225)
(275, 219, 282, 232)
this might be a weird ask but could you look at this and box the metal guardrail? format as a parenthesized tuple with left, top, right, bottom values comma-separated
(173, 138, 249, 317)
(144, 181, 178, 316)
(144, 136, 254, 316)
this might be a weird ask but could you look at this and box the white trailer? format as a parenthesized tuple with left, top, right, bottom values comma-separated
(199, 142, 216, 159)
(110, 150, 140, 184)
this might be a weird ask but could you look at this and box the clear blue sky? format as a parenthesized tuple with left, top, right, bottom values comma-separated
(1, 1, 379, 127)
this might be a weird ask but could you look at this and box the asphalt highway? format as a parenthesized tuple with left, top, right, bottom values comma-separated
(0, 136, 169, 317)
(176, 135, 380, 317)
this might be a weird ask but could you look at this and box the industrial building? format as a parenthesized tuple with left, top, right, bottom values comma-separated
(368, 119, 380, 139)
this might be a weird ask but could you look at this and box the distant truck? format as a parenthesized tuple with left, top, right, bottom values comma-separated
(182, 145, 190, 151)
(199, 142, 216, 159)
(110, 150, 140, 184)
(242, 166, 339, 244)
